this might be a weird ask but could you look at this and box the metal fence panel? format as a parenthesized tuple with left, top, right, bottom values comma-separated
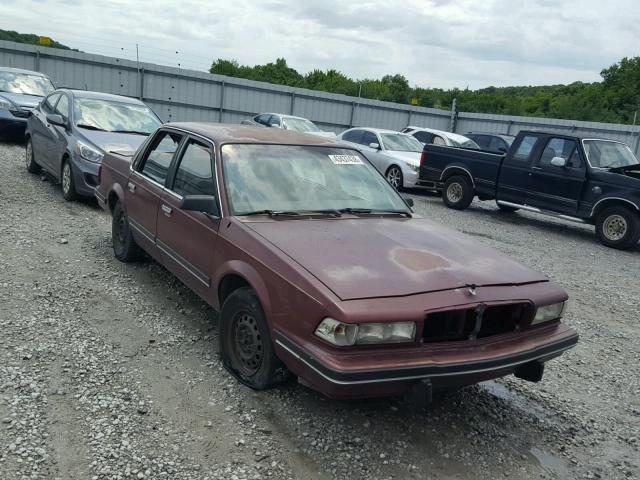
(1, 39, 639, 152)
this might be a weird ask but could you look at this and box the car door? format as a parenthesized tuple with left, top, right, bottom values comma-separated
(495, 134, 542, 205)
(49, 93, 71, 177)
(524, 136, 586, 215)
(30, 92, 61, 172)
(126, 129, 185, 261)
(156, 136, 220, 301)
(359, 130, 388, 172)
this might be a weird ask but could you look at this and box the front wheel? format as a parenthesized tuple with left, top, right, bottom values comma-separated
(442, 175, 474, 210)
(595, 206, 640, 250)
(61, 159, 77, 201)
(25, 138, 40, 174)
(219, 287, 289, 390)
(385, 165, 403, 190)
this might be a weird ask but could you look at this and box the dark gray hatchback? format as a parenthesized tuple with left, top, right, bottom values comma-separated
(25, 89, 162, 200)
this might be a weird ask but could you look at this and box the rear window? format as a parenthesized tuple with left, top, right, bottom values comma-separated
(512, 135, 539, 162)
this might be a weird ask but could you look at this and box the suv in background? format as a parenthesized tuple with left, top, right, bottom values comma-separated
(466, 132, 515, 153)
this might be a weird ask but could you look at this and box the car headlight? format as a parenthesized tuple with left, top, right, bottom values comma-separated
(0, 97, 16, 111)
(406, 163, 419, 172)
(76, 141, 104, 163)
(532, 301, 566, 326)
(314, 318, 416, 346)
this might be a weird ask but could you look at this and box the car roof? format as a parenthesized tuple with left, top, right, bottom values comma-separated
(258, 113, 312, 121)
(345, 127, 408, 135)
(0, 66, 50, 77)
(167, 123, 348, 146)
(60, 89, 147, 105)
(467, 132, 516, 139)
(405, 126, 474, 143)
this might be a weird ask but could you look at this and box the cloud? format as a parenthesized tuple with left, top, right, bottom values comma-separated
(1, 0, 639, 88)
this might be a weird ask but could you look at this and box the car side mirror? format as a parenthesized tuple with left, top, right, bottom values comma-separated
(550, 156, 567, 168)
(46, 113, 67, 128)
(180, 195, 220, 217)
(403, 196, 414, 208)
(369, 142, 381, 150)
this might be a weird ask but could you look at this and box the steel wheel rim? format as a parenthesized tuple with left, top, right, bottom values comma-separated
(116, 213, 128, 246)
(446, 182, 463, 203)
(387, 167, 401, 188)
(231, 312, 263, 375)
(26, 141, 33, 167)
(62, 163, 71, 194)
(603, 214, 627, 241)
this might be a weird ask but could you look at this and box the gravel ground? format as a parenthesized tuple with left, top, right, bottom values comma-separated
(0, 139, 638, 480)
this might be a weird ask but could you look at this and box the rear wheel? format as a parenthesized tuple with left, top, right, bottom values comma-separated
(112, 201, 143, 262)
(219, 287, 289, 390)
(61, 159, 77, 201)
(595, 206, 640, 250)
(25, 138, 40, 174)
(385, 165, 403, 190)
(442, 175, 474, 210)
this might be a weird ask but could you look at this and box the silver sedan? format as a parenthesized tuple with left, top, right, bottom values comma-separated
(337, 127, 423, 189)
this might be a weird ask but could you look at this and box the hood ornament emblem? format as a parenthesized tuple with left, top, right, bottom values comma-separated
(465, 283, 477, 296)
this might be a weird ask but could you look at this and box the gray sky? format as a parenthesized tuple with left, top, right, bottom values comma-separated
(3, 0, 639, 89)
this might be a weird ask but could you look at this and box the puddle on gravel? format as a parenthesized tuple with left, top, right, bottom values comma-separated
(529, 447, 572, 478)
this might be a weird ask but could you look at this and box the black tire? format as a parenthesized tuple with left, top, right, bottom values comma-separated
(497, 204, 519, 213)
(25, 137, 40, 174)
(61, 158, 78, 201)
(442, 175, 474, 210)
(112, 201, 143, 262)
(595, 206, 640, 250)
(385, 165, 404, 190)
(219, 287, 289, 390)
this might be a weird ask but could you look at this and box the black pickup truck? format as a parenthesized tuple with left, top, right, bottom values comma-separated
(417, 130, 640, 250)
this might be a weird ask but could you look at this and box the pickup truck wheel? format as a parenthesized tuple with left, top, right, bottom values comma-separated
(61, 159, 78, 201)
(219, 287, 290, 390)
(385, 165, 403, 190)
(112, 201, 143, 262)
(596, 206, 640, 250)
(443, 175, 474, 210)
(25, 138, 40, 174)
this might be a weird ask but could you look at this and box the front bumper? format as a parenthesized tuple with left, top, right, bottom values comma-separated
(0, 110, 28, 136)
(71, 153, 101, 197)
(274, 323, 578, 399)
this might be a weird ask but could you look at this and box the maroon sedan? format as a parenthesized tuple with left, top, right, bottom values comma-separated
(95, 123, 578, 400)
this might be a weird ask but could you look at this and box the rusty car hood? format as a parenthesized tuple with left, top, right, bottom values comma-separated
(243, 217, 548, 300)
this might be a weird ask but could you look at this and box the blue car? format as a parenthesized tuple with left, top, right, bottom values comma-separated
(0, 67, 56, 138)
(25, 89, 162, 200)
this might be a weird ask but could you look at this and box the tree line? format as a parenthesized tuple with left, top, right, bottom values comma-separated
(210, 57, 640, 125)
(0, 29, 74, 51)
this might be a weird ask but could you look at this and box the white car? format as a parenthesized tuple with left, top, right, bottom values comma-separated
(241, 113, 337, 139)
(338, 127, 424, 189)
(401, 126, 480, 149)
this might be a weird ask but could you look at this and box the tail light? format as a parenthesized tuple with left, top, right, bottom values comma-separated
(420, 151, 427, 167)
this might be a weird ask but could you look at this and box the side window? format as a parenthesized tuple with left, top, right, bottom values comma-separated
(361, 131, 378, 147)
(432, 135, 446, 146)
(470, 135, 489, 148)
(537, 138, 579, 169)
(172, 140, 215, 197)
(42, 93, 61, 114)
(139, 131, 183, 185)
(267, 115, 280, 127)
(512, 135, 539, 162)
(255, 114, 270, 125)
(342, 130, 363, 143)
(54, 94, 69, 121)
(489, 136, 505, 151)
(413, 131, 433, 144)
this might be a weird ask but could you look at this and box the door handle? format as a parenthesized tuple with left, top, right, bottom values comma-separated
(127, 182, 136, 193)
(161, 204, 172, 216)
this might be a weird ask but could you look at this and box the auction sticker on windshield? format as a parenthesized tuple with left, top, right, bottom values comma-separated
(329, 154, 363, 165)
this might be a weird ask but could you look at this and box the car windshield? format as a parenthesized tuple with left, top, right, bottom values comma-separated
(0, 71, 54, 97)
(222, 144, 409, 215)
(583, 140, 639, 168)
(451, 138, 480, 149)
(283, 117, 321, 133)
(74, 98, 161, 134)
(380, 133, 423, 152)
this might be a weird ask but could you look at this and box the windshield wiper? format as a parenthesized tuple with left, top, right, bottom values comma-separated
(338, 207, 412, 218)
(110, 130, 151, 136)
(239, 209, 342, 217)
(77, 124, 107, 131)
